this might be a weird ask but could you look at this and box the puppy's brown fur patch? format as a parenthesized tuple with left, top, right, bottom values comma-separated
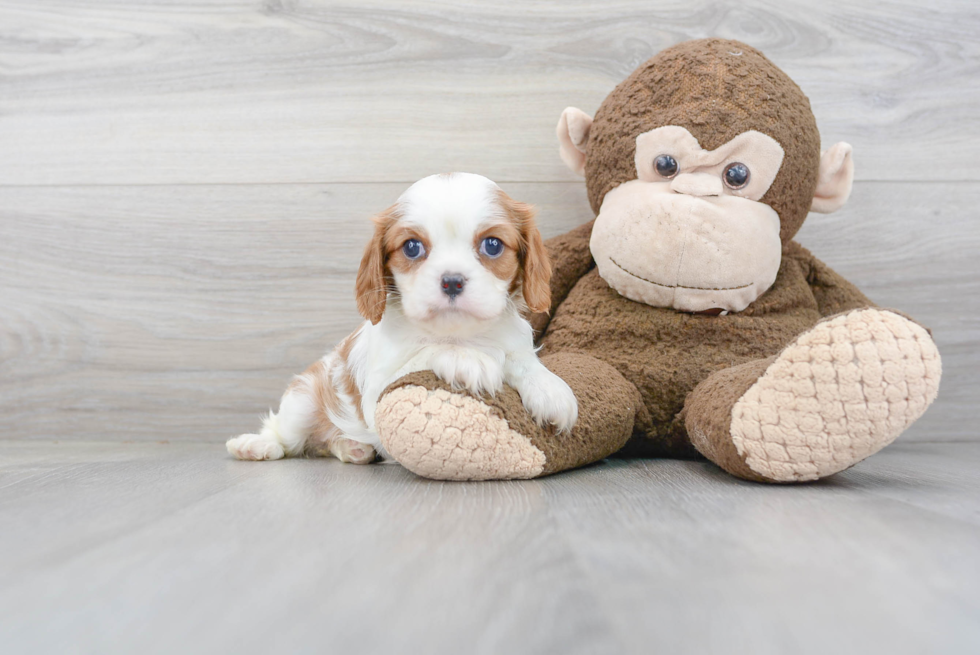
(337, 328, 365, 422)
(355, 206, 401, 324)
(475, 223, 521, 283)
(496, 189, 552, 313)
(286, 358, 342, 455)
(385, 224, 431, 275)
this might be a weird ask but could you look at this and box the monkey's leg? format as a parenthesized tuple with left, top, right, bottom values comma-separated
(374, 353, 639, 480)
(684, 308, 941, 483)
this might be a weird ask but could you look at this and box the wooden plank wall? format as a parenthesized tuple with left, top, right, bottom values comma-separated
(1, 1, 977, 443)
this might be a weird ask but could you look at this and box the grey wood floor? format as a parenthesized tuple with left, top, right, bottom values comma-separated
(2, 2, 980, 653)
(1, 440, 979, 654)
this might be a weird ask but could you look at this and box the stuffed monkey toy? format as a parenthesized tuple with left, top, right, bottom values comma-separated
(374, 38, 942, 483)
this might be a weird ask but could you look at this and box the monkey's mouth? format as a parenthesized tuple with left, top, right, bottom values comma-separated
(608, 257, 752, 292)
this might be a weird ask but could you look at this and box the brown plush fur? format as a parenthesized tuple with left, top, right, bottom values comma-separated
(682, 356, 776, 482)
(537, 232, 873, 459)
(585, 39, 821, 243)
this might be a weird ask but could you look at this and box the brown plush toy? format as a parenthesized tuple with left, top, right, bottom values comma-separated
(374, 38, 942, 483)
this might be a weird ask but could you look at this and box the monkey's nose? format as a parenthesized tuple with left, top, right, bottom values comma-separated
(441, 274, 466, 299)
(670, 173, 724, 197)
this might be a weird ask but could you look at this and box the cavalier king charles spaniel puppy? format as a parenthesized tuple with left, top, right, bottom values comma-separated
(227, 173, 578, 463)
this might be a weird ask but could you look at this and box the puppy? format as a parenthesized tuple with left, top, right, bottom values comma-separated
(226, 173, 578, 463)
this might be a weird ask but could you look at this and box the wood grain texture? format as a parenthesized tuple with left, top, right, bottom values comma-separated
(1, 0, 979, 185)
(1, 180, 975, 443)
(1, 440, 978, 654)
(0, 1, 976, 445)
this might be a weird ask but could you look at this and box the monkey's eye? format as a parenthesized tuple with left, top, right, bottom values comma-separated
(723, 162, 750, 189)
(654, 154, 679, 178)
(402, 239, 426, 260)
(480, 237, 504, 258)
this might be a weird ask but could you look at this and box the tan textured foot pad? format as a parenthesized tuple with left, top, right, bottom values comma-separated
(376, 385, 546, 481)
(730, 309, 942, 482)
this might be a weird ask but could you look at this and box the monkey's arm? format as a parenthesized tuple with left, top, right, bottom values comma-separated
(529, 219, 596, 337)
(787, 242, 875, 317)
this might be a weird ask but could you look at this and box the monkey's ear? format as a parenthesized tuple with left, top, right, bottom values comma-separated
(811, 142, 854, 214)
(557, 107, 594, 177)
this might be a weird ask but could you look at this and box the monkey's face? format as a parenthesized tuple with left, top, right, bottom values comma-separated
(588, 126, 786, 314)
(557, 40, 856, 314)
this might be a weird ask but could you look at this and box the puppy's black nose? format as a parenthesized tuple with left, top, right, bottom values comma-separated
(441, 274, 465, 299)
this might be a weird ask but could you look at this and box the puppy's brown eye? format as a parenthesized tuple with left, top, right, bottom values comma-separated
(655, 154, 678, 178)
(402, 239, 425, 260)
(723, 162, 750, 189)
(480, 237, 504, 258)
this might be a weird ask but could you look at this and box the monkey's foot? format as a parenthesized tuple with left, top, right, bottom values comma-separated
(376, 383, 547, 480)
(686, 308, 942, 482)
(375, 354, 638, 481)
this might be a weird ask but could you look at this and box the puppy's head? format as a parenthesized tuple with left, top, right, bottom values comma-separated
(355, 173, 551, 334)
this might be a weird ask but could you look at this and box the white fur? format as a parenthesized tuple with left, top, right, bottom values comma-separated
(227, 173, 578, 462)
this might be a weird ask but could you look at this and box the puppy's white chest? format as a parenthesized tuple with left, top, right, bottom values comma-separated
(426, 344, 505, 396)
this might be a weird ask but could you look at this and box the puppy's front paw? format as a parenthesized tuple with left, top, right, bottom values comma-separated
(429, 347, 504, 396)
(519, 371, 578, 433)
(226, 433, 285, 461)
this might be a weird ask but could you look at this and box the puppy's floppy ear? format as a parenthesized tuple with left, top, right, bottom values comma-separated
(498, 190, 552, 314)
(355, 206, 398, 324)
